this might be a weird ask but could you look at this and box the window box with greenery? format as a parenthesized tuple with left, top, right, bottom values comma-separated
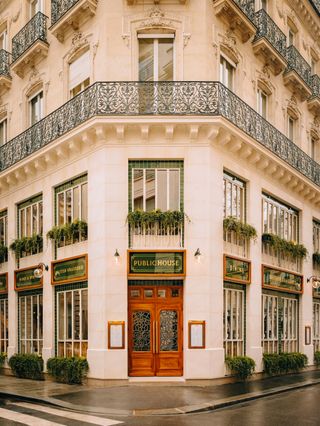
(8, 353, 44, 380)
(262, 233, 307, 260)
(0, 243, 8, 263)
(47, 356, 89, 384)
(225, 356, 256, 381)
(9, 234, 43, 261)
(223, 216, 257, 241)
(47, 220, 88, 247)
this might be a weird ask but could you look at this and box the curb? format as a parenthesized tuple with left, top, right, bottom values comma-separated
(1, 379, 320, 417)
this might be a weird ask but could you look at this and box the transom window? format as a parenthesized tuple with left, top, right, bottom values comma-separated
(57, 287, 88, 357)
(69, 50, 90, 98)
(133, 168, 180, 212)
(138, 35, 174, 81)
(257, 88, 267, 119)
(224, 287, 244, 357)
(18, 196, 43, 238)
(262, 195, 298, 242)
(19, 293, 43, 354)
(220, 55, 235, 90)
(56, 175, 88, 226)
(29, 91, 43, 126)
(0, 118, 7, 146)
(0, 298, 8, 353)
(313, 301, 320, 351)
(223, 172, 245, 221)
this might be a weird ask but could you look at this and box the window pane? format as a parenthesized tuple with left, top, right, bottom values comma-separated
(82, 290, 88, 340)
(26, 296, 32, 341)
(20, 209, 25, 238)
(73, 186, 80, 221)
(58, 193, 64, 225)
(157, 170, 167, 211)
(32, 204, 38, 235)
(66, 292, 72, 340)
(145, 169, 155, 211)
(133, 169, 144, 210)
(20, 297, 25, 340)
(66, 190, 72, 224)
(158, 39, 173, 81)
(32, 296, 38, 340)
(39, 295, 43, 340)
(39, 202, 43, 235)
(81, 183, 88, 222)
(139, 39, 154, 82)
(58, 293, 65, 340)
(169, 170, 179, 210)
(73, 291, 80, 340)
(26, 206, 31, 237)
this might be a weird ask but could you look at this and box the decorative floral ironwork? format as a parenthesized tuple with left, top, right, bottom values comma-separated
(51, 0, 80, 25)
(0, 82, 319, 187)
(0, 49, 10, 77)
(234, 0, 255, 22)
(133, 311, 151, 352)
(285, 45, 312, 88)
(310, 74, 320, 99)
(310, 0, 320, 16)
(253, 9, 287, 60)
(12, 12, 48, 62)
(160, 310, 178, 352)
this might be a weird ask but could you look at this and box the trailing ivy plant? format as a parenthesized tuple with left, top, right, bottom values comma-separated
(127, 209, 187, 227)
(223, 216, 257, 241)
(262, 233, 308, 260)
(9, 234, 43, 260)
(313, 252, 320, 267)
(0, 243, 8, 263)
(47, 220, 88, 245)
(225, 356, 256, 381)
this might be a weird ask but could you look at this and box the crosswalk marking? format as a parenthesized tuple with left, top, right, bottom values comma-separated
(0, 407, 63, 426)
(12, 402, 123, 426)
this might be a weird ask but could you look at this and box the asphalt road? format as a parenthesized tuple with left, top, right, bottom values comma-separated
(0, 385, 320, 426)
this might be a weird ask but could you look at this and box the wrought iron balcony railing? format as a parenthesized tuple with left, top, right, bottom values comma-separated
(253, 9, 287, 60)
(0, 50, 10, 77)
(310, 74, 320, 99)
(234, 0, 255, 22)
(310, 0, 320, 16)
(12, 12, 48, 62)
(51, 0, 80, 25)
(0, 82, 319, 187)
(285, 45, 312, 87)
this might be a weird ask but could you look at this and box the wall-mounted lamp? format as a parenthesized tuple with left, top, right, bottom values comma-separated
(34, 263, 49, 279)
(307, 275, 320, 289)
(194, 248, 202, 263)
(114, 249, 120, 264)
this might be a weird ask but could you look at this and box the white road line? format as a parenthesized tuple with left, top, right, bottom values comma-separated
(0, 407, 63, 426)
(12, 402, 123, 426)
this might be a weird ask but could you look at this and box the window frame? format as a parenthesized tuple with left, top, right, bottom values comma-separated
(223, 172, 246, 221)
(55, 176, 88, 226)
(224, 286, 245, 357)
(0, 210, 8, 248)
(18, 197, 43, 239)
(220, 54, 235, 91)
(313, 220, 320, 253)
(0, 297, 8, 353)
(313, 300, 320, 352)
(257, 87, 268, 119)
(19, 292, 43, 355)
(0, 117, 7, 146)
(29, 90, 43, 126)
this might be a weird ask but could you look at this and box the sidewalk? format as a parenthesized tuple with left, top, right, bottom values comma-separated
(0, 370, 320, 416)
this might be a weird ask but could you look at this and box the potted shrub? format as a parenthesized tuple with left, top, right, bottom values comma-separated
(225, 356, 256, 381)
(47, 356, 89, 384)
(8, 353, 44, 380)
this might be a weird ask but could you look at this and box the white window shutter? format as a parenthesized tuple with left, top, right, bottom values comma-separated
(69, 50, 90, 90)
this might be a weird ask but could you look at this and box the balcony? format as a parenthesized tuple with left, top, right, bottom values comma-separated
(127, 0, 186, 3)
(262, 242, 302, 274)
(252, 9, 287, 75)
(308, 74, 320, 116)
(213, 0, 256, 43)
(0, 82, 320, 189)
(223, 230, 249, 259)
(50, 0, 98, 42)
(284, 45, 312, 100)
(129, 222, 183, 249)
(0, 49, 11, 93)
(11, 12, 49, 78)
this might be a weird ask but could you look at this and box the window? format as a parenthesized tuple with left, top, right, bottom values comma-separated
(0, 28, 7, 50)
(257, 88, 268, 119)
(220, 56, 235, 90)
(223, 172, 245, 221)
(311, 137, 318, 161)
(288, 116, 295, 141)
(287, 111, 298, 143)
(311, 58, 317, 75)
(262, 294, 298, 354)
(288, 29, 295, 47)
(313, 221, 320, 254)
(262, 195, 299, 242)
(56, 175, 88, 226)
(224, 287, 244, 357)
(57, 287, 88, 357)
(0, 210, 8, 262)
(69, 50, 90, 98)
(0, 118, 7, 146)
(29, 91, 43, 125)
(30, 0, 42, 17)
(132, 168, 180, 211)
(313, 301, 320, 351)
(18, 196, 43, 239)
(256, 0, 267, 10)
(19, 293, 43, 354)
(138, 35, 174, 81)
(0, 298, 8, 353)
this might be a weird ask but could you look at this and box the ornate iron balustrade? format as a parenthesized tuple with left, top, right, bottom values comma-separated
(310, 0, 320, 16)
(285, 45, 312, 87)
(253, 9, 287, 59)
(1, 82, 320, 187)
(310, 74, 320, 99)
(0, 49, 10, 77)
(233, 0, 255, 21)
(12, 12, 48, 62)
(51, 0, 80, 25)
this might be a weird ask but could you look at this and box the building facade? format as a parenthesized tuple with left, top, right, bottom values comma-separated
(0, 0, 320, 379)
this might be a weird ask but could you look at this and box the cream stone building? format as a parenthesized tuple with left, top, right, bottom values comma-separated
(0, 0, 320, 380)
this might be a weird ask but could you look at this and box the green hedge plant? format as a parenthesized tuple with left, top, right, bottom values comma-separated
(47, 357, 89, 384)
(314, 351, 320, 366)
(47, 220, 88, 246)
(8, 354, 44, 380)
(225, 356, 256, 381)
(127, 209, 187, 228)
(0, 353, 6, 368)
(9, 234, 43, 260)
(223, 216, 257, 241)
(263, 352, 308, 376)
(262, 233, 307, 260)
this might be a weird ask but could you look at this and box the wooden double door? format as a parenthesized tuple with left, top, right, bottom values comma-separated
(128, 284, 183, 377)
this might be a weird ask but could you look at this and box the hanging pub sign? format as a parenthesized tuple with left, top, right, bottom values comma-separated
(0, 273, 8, 294)
(128, 250, 186, 278)
(51, 254, 88, 285)
(262, 265, 303, 294)
(223, 255, 251, 284)
(14, 266, 42, 291)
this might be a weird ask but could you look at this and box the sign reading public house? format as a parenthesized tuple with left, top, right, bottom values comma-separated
(0, 273, 8, 294)
(128, 250, 186, 277)
(51, 254, 88, 285)
(262, 265, 303, 294)
(14, 267, 42, 291)
(224, 255, 251, 284)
